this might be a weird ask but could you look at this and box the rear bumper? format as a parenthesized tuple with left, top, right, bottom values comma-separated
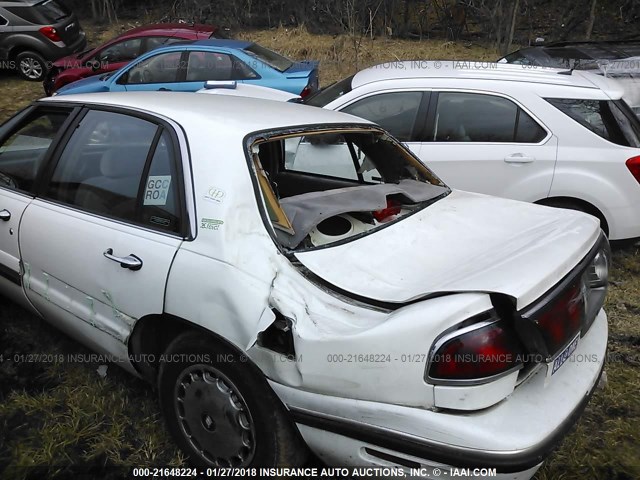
(271, 309, 607, 475)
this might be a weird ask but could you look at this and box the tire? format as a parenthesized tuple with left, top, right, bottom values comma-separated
(16, 51, 48, 81)
(158, 331, 306, 467)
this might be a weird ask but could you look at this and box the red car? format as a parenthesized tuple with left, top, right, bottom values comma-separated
(43, 23, 221, 95)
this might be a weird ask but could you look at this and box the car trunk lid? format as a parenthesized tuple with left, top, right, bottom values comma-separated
(293, 190, 601, 310)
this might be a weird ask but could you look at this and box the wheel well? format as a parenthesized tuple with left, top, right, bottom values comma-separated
(128, 314, 244, 383)
(9, 46, 30, 60)
(536, 197, 609, 236)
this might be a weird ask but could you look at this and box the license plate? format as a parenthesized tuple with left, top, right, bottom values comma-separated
(549, 335, 579, 376)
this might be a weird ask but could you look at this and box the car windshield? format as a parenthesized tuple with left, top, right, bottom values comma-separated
(6, 0, 70, 24)
(243, 43, 293, 72)
(249, 127, 449, 250)
(304, 75, 354, 107)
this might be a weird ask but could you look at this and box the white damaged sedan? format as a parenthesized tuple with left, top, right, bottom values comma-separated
(0, 92, 608, 478)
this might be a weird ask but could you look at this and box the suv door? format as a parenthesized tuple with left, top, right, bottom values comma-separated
(416, 91, 558, 200)
(19, 108, 186, 362)
(0, 106, 75, 304)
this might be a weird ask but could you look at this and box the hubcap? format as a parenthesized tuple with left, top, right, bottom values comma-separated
(175, 364, 256, 466)
(20, 58, 43, 80)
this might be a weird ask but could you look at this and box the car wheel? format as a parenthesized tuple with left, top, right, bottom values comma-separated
(158, 331, 306, 467)
(16, 51, 48, 81)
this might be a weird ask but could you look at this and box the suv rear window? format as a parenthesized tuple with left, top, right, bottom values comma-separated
(5, 0, 70, 25)
(546, 98, 640, 147)
(305, 75, 354, 107)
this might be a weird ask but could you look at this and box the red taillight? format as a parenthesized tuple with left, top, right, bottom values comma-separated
(373, 199, 401, 222)
(428, 321, 524, 381)
(300, 85, 312, 99)
(40, 26, 62, 42)
(536, 283, 584, 353)
(627, 155, 640, 184)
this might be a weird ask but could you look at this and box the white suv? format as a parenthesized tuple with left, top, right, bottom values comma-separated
(306, 62, 640, 241)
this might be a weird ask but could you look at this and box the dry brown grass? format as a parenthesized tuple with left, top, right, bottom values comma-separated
(240, 25, 497, 85)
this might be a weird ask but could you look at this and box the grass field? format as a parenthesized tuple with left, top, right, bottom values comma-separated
(0, 19, 639, 480)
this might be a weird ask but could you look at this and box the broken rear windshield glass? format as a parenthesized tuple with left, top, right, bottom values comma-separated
(249, 128, 449, 250)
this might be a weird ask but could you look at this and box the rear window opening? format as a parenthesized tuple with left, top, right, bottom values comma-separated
(249, 128, 449, 250)
(546, 98, 640, 147)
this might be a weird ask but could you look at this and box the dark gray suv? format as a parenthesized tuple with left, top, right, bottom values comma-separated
(0, 0, 86, 81)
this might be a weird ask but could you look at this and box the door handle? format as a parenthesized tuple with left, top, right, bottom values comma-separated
(103, 248, 143, 271)
(504, 154, 535, 164)
(158, 87, 172, 91)
(0, 209, 10, 221)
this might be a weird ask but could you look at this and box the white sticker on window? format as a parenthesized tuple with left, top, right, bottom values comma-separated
(144, 175, 172, 206)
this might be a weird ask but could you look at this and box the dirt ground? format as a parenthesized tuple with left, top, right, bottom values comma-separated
(0, 18, 639, 480)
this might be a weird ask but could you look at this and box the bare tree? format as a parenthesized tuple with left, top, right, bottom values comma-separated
(585, 0, 597, 39)
(506, 0, 519, 53)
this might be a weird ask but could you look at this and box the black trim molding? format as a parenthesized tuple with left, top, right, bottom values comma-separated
(0, 263, 21, 286)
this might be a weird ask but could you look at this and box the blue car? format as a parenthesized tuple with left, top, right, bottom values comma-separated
(55, 39, 320, 98)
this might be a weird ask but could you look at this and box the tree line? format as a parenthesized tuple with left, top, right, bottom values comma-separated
(68, 0, 640, 55)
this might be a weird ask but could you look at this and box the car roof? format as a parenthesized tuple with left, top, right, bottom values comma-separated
(526, 40, 640, 60)
(190, 39, 252, 49)
(117, 23, 216, 38)
(43, 92, 372, 135)
(351, 61, 624, 95)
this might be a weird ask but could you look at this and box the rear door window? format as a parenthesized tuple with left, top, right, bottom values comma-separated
(428, 92, 547, 143)
(44, 110, 184, 234)
(96, 38, 143, 63)
(185, 51, 257, 81)
(341, 92, 423, 142)
(546, 98, 640, 147)
(0, 15, 8, 26)
(125, 51, 184, 84)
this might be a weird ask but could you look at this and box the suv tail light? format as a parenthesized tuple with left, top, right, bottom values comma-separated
(428, 318, 525, 383)
(40, 26, 62, 43)
(627, 156, 640, 184)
